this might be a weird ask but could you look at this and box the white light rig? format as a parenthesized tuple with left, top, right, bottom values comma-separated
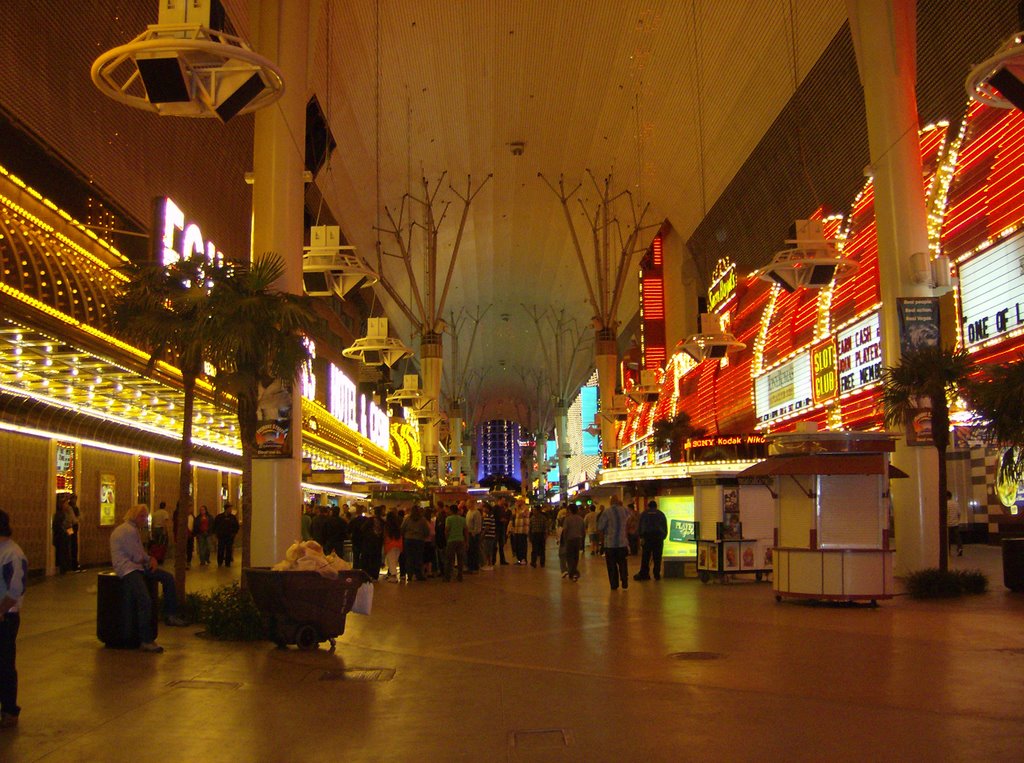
(758, 219, 857, 293)
(91, 0, 284, 122)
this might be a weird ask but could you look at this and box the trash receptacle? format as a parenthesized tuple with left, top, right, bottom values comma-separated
(1002, 538, 1024, 592)
(97, 571, 159, 648)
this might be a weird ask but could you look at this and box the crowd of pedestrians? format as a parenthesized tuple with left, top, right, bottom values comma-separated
(305, 495, 670, 590)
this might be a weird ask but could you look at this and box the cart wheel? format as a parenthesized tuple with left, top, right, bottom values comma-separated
(698, 571, 711, 583)
(775, 594, 782, 603)
(870, 599, 878, 608)
(273, 638, 287, 650)
(295, 624, 320, 650)
(755, 572, 763, 582)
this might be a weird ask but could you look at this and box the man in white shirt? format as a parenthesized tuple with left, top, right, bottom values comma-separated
(110, 504, 187, 653)
(597, 496, 632, 590)
(0, 510, 27, 728)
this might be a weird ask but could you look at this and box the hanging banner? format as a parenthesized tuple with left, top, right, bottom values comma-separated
(897, 297, 940, 354)
(99, 473, 117, 526)
(253, 379, 294, 458)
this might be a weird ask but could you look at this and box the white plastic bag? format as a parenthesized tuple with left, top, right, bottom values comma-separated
(351, 581, 373, 616)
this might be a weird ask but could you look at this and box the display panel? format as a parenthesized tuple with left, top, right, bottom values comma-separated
(660, 495, 695, 558)
(755, 352, 813, 424)
(959, 234, 1024, 348)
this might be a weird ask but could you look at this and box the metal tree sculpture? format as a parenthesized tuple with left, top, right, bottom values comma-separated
(525, 305, 592, 495)
(375, 172, 491, 483)
(443, 307, 488, 482)
(540, 171, 655, 465)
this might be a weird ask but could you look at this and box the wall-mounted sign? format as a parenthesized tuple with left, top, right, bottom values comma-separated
(254, 379, 294, 458)
(811, 338, 838, 403)
(708, 258, 737, 313)
(328, 364, 390, 451)
(755, 353, 813, 423)
(99, 473, 116, 527)
(836, 311, 882, 393)
(685, 434, 768, 462)
(154, 197, 225, 268)
(959, 234, 1024, 347)
(897, 297, 940, 353)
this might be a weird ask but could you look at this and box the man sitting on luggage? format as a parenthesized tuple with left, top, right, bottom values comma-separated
(110, 504, 187, 653)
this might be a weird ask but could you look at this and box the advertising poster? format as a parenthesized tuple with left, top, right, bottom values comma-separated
(722, 487, 741, 539)
(254, 378, 294, 458)
(99, 474, 116, 526)
(811, 338, 838, 403)
(897, 297, 940, 354)
(723, 542, 741, 571)
(660, 496, 695, 558)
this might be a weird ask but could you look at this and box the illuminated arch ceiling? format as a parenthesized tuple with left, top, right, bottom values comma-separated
(221, 0, 848, 425)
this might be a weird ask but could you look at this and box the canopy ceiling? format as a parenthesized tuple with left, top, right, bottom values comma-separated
(224, 0, 848, 429)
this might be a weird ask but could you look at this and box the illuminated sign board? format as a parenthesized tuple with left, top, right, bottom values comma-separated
(328, 364, 390, 451)
(155, 197, 225, 267)
(755, 353, 812, 423)
(708, 258, 737, 313)
(685, 434, 767, 462)
(811, 338, 838, 403)
(959, 234, 1024, 347)
(836, 311, 881, 393)
(660, 496, 696, 558)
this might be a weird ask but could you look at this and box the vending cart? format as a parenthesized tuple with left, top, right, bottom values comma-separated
(739, 428, 904, 605)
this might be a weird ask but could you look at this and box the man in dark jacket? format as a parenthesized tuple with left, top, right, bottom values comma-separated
(213, 504, 240, 567)
(634, 500, 668, 581)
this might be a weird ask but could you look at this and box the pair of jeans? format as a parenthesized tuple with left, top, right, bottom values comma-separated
(564, 538, 582, 580)
(467, 534, 481, 571)
(639, 537, 664, 579)
(217, 537, 234, 566)
(530, 532, 546, 567)
(0, 612, 20, 717)
(481, 536, 495, 566)
(604, 547, 629, 589)
(122, 571, 157, 642)
(403, 538, 425, 580)
(196, 534, 211, 564)
(445, 541, 466, 580)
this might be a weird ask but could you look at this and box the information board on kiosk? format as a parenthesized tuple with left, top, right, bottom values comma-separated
(659, 495, 695, 558)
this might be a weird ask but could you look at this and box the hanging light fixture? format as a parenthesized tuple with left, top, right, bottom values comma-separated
(343, 317, 412, 368)
(680, 313, 745, 363)
(302, 225, 379, 298)
(91, 0, 284, 122)
(966, 32, 1024, 110)
(757, 219, 857, 293)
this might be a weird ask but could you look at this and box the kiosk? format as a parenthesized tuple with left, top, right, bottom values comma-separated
(694, 474, 774, 582)
(740, 427, 904, 604)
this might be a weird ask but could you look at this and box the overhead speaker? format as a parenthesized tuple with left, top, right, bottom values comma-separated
(137, 57, 191, 103)
(990, 67, 1024, 111)
(808, 263, 837, 286)
(214, 70, 266, 123)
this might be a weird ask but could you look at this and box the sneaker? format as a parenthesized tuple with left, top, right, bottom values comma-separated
(0, 712, 18, 729)
(139, 642, 164, 653)
(385, 576, 400, 583)
(165, 615, 188, 627)
(481, 566, 494, 571)
(561, 572, 569, 578)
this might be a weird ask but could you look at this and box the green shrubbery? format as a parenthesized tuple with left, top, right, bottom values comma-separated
(181, 584, 267, 640)
(905, 568, 988, 599)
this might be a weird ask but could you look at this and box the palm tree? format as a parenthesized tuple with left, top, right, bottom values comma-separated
(880, 345, 976, 572)
(112, 257, 224, 607)
(202, 255, 317, 569)
(966, 356, 1024, 484)
(651, 411, 707, 463)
